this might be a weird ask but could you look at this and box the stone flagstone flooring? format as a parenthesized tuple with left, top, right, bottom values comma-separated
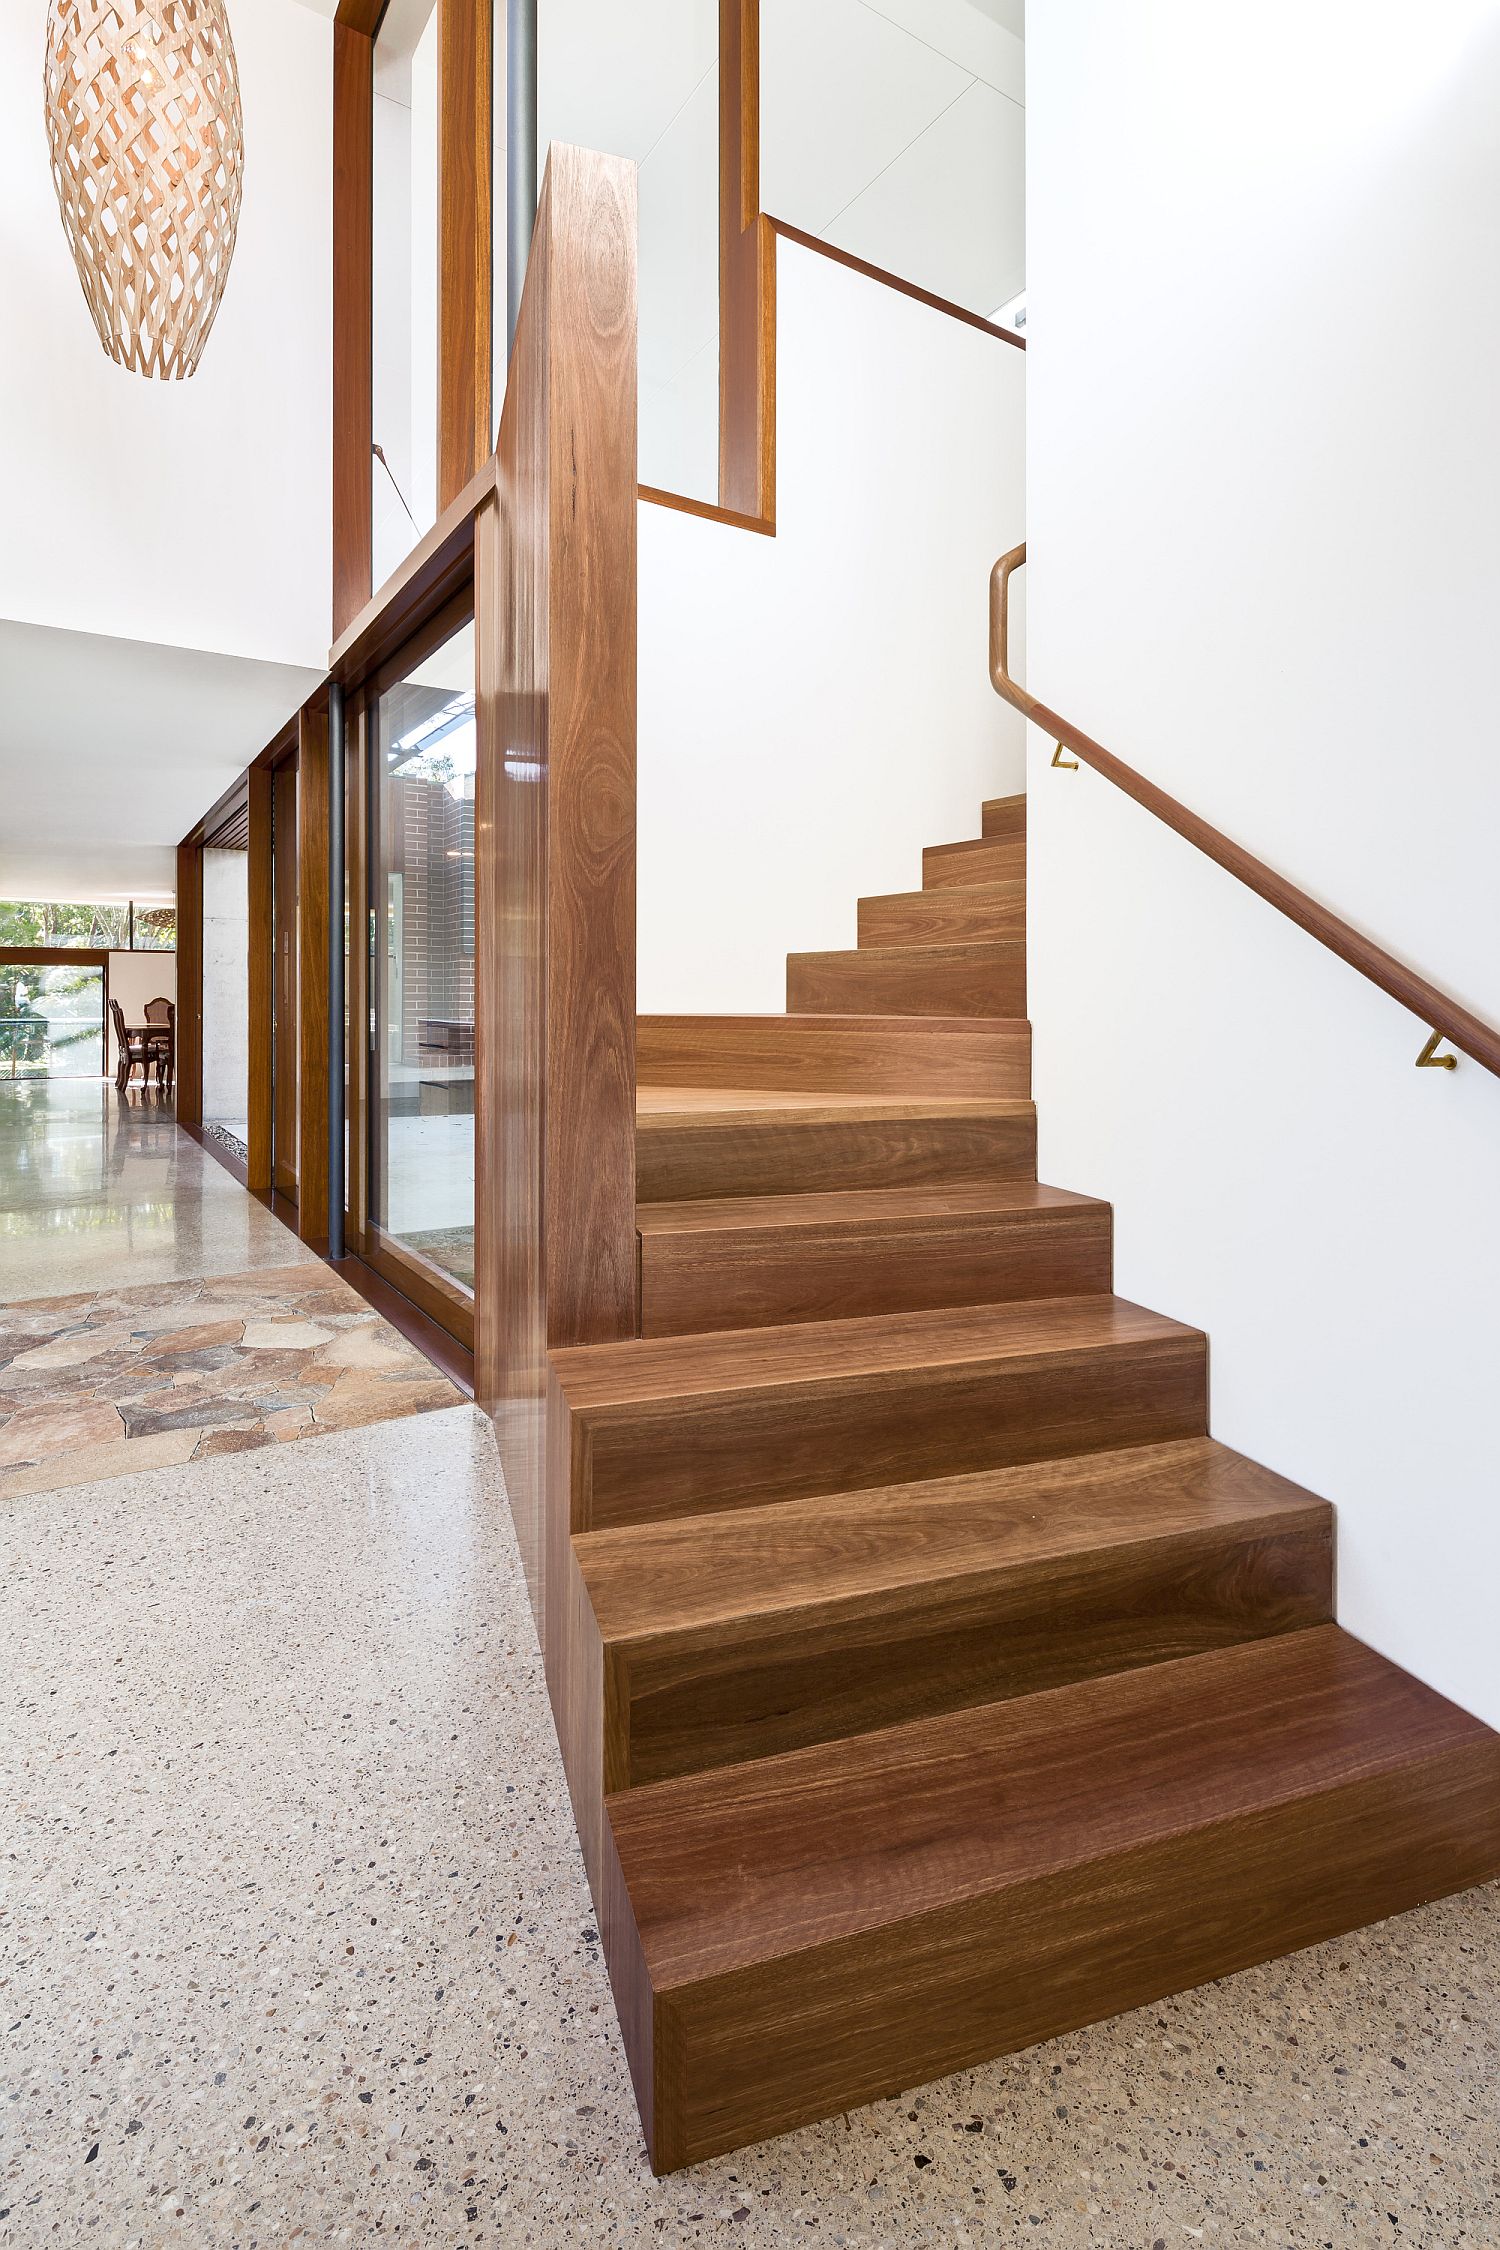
(0, 1262, 461, 1499)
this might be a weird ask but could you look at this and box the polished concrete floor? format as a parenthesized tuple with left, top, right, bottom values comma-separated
(0, 1079, 316, 1302)
(2, 1082, 1498, 2245)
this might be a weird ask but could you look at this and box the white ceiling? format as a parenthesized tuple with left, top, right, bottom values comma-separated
(0, 623, 321, 904)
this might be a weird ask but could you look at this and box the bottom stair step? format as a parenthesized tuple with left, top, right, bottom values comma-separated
(605, 1625, 1500, 2171)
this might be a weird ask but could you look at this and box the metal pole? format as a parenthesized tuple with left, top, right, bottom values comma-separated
(327, 682, 346, 1261)
(507, 0, 538, 352)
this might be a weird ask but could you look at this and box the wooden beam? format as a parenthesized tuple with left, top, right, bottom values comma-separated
(297, 703, 332, 1244)
(718, 0, 774, 525)
(474, 144, 639, 1642)
(438, 0, 493, 505)
(333, 21, 374, 640)
(247, 765, 273, 1193)
(175, 843, 203, 1124)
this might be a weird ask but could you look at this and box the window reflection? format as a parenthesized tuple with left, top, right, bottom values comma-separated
(372, 618, 476, 1298)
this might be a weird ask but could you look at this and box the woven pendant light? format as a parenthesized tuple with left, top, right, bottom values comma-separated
(42, 0, 245, 380)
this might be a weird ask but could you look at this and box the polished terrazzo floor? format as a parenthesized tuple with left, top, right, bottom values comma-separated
(0, 1080, 316, 1302)
(4, 1400, 1498, 2248)
(3, 1082, 1498, 2245)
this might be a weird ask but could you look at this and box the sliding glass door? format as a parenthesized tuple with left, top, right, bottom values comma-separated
(364, 607, 476, 1331)
(0, 962, 105, 1078)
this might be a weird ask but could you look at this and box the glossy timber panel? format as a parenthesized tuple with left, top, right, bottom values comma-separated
(474, 145, 639, 1645)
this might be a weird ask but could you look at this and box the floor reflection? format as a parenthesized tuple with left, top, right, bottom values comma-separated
(0, 1079, 318, 1301)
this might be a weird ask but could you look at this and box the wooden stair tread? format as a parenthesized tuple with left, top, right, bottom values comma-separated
(552, 1292, 1199, 1408)
(577, 1436, 1326, 1642)
(636, 1086, 1032, 1120)
(787, 941, 1026, 1020)
(635, 1179, 1097, 1235)
(635, 1181, 1112, 1333)
(982, 794, 1027, 839)
(923, 836, 1025, 890)
(638, 1013, 1030, 1095)
(607, 1625, 1495, 1990)
(858, 881, 1025, 948)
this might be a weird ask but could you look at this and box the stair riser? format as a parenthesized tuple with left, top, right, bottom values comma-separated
(637, 1108, 1037, 1202)
(638, 1205, 1111, 1335)
(639, 1017, 1030, 1097)
(982, 797, 1027, 840)
(640, 1740, 1500, 2170)
(924, 838, 1025, 890)
(573, 1337, 1208, 1531)
(858, 886, 1025, 948)
(607, 1515, 1334, 1788)
(787, 946, 1026, 1019)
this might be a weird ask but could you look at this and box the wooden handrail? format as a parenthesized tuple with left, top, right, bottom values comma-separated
(990, 543, 1500, 1080)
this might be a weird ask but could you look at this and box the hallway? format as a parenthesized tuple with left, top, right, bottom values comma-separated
(0, 1080, 311, 1303)
(1, 1088, 1497, 2243)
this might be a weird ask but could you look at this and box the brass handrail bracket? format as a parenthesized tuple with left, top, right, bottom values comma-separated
(1415, 1030, 1457, 1071)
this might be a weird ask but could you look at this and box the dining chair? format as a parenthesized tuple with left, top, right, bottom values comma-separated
(143, 997, 176, 1096)
(110, 998, 155, 1092)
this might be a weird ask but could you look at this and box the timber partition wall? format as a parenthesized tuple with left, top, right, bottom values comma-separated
(474, 143, 638, 1615)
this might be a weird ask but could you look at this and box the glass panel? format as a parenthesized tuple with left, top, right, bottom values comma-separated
(0, 963, 104, 1079)
(760, 0, 1025, 323)
(373, 0, 442, 588)
(538, 0, 719, 498)
(0, 900, 130, 946)
(201, 847, 250, 1156)
(133, 907, 178, 950)
(372, 617, 476, 1298)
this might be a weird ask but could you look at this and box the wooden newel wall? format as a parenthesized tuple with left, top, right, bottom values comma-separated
(474, 144, 639, 1647)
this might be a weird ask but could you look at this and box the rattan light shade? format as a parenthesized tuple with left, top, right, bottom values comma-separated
(43, 0, 245, 380)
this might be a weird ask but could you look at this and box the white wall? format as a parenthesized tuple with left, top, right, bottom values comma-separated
(2, 0, 332, 669)
(106, 954, 178, 1078)
(201, 849, 249, 1133)
(638, 236, 1026, 1013)
(1027, 1, 1500, 1724)
(540, 0, 719, 500)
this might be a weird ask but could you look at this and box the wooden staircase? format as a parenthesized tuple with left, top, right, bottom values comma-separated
(544, 794, 1500, 2173)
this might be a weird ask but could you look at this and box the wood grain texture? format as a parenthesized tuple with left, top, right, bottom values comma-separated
(989, 543, 1500, 1081)
(637, 1180, 1110, 1334)
(718, 0, 775, 522)
(332, 20, 373, 640)
(786, 941, 1026, 1019)
(436, 0, 492, 507)
(858, 881, 1025, 949)
(636, 1091, 1037, 1202)
(579, 1438, 1333, 1785)
(174, 840, 203, 1125)
(246, 764, 273, 1193)
(609, 1626, 1500, 2169)
(553, 1295, 1208, 1531)
(272, 755, 299, 1199)
(475, 146, 639, 1643)
(981, 794, 1026, 840)
(296, 704, 331, 1243)
(639, 1015, 1030, 1097)
(923, 836, 1026, 890)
